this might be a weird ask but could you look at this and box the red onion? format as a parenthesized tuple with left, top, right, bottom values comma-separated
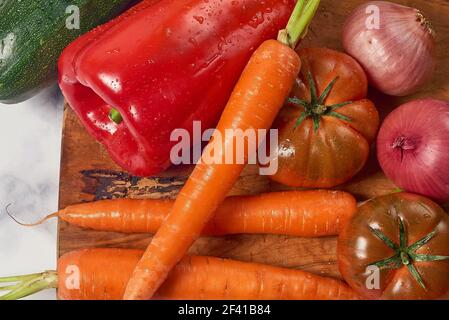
(343, 1, 436, 96)
(377, 99, 449, 201)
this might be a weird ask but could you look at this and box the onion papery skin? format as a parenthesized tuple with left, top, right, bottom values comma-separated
(377, 99, 449, 202)
(343, 1, 436, 96)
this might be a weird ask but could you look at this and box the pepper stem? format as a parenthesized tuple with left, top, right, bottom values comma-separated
(278, 0, 321, 49)
(0, 271, 58, 300)
(109, 108, 123, 124)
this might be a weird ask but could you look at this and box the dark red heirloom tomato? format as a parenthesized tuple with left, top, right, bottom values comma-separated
(268, 48, 379, 188)
(338, 193, 449, 300)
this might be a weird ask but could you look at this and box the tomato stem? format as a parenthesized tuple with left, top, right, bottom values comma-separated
(289, 72, 353, 132)
(368, 216, 449, 291)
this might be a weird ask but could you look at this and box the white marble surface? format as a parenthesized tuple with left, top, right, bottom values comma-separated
(0, 85, 64, 300)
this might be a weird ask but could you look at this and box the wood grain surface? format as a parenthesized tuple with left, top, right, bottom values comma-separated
(58, 0, 449, 281)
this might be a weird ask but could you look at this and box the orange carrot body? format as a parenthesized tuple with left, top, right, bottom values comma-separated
(124, 40, 301, 299)
(209, 190, 355, 237)
(57, 248, 359, 300)
(61, 198, 172, 234)
(59, 190, 356, 237)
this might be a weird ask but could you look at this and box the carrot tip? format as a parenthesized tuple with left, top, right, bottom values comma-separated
(5, 204, 58, 227)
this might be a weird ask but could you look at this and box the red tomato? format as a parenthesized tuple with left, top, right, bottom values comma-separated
(338, 193, 449, 300)
(268, 48, 379, 188)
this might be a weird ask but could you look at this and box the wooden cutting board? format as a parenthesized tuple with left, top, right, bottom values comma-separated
(58, 0, 449, 281)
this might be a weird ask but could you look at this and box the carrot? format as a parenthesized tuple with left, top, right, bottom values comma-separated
(0, 248, 359, 300)
(18, 190, 356, 237)
(124, 0, 321, 300)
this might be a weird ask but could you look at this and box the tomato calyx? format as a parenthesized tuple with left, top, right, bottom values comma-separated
(288, 72, 353, 132)
(368, 216, 449, 290)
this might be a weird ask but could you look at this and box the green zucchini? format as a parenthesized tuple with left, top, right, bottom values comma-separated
(0, 0, 136, 104)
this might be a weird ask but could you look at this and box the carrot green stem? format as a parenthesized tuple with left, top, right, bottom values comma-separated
(0, 271, 58, 300)
(0, 273, 42, 283)
(278, 0, 321, 49)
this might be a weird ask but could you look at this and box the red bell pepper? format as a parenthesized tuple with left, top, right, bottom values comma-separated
(58, 0, 295, 177)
